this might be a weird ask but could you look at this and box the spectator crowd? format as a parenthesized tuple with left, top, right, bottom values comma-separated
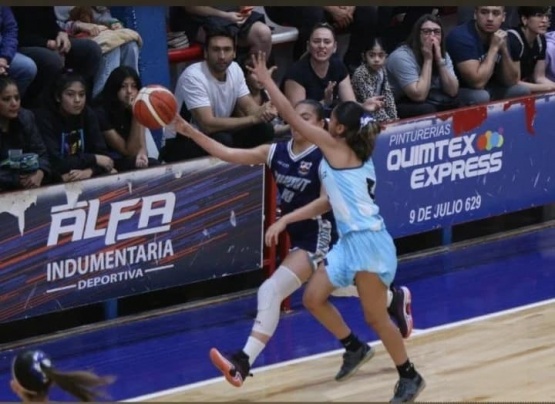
(1, 6, 554, 191)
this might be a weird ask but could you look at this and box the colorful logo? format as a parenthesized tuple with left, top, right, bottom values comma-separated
(476, 128, 504, 151)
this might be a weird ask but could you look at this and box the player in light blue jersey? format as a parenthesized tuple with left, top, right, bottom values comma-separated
(174, 100, 413, 389)
(248, 51, 425, 402)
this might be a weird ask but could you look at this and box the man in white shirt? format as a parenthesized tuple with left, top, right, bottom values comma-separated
(162, 28, 276, 162)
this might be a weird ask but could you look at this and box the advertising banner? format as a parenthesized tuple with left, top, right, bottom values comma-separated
(0, 159, 264, 323)
(374, 94, 555, 238)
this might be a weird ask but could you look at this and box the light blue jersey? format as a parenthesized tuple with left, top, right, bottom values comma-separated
(319, 157, 397, 288)
(319, 157, 385, 237)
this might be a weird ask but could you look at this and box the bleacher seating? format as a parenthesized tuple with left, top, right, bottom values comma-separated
(166, 7, 300, 85)
(168, 43, 203, 64)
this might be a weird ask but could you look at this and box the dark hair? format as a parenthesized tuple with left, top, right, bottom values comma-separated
(332, 101, 381, 162)
(12, 350, 114, 402)
(294, 99, 325, 122)
(301, 22, 337, 60)
(94, 66, 142, 136)
(309, 22, 337, 41)
(518, 6, 551, 19)
(203, 26, 236, 51)
(43, 72, 87, 111)
(362, 37, 387, 54)
(0, 76, 17, 94)
(405, 14, 446, 76)
(474, 6, 505, 11)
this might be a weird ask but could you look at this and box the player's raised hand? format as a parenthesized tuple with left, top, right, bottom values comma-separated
(247, 51, 274, 85)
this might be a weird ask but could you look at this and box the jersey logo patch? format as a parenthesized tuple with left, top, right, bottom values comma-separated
(299, 161, 312, 176)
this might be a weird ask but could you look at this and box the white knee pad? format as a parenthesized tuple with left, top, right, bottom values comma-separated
(252, 266, 302, 337)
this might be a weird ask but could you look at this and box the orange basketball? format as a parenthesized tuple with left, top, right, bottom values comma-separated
(132, 85, 178, 130)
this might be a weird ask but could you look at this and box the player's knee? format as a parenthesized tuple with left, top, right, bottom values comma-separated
(362, 308, 389, 330)
(257, 278, 279, 311)
(302, 287, 324, 312)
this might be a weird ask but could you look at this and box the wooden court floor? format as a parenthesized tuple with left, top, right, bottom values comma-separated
(150, 302, 555, 402)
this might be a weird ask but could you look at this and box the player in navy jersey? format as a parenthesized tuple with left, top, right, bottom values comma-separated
(248, 52, 425, 402)
(174, 99, 413, 388)
(10, 349, 113, 402)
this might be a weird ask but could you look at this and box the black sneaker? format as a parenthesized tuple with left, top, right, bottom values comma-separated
(335, 343, 375, 382)
(388, 286, 413, 338)
(390, 372, 426, 402)
(209, 348, 252, 387)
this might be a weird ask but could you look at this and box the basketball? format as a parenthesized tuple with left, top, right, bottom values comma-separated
(132, 85, 178, 130)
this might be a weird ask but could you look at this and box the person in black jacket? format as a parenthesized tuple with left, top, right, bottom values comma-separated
(93, 66, 159, 172)
(0, 76, 50, 192)
(11, 6, 102, 108)
(34, 72, 114, 183)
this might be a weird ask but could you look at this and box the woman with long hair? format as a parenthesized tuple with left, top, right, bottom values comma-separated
(0, 76, 51, 191)
(386, 14, 459, 118)
(34, 72, 115, 183)
(94, 66, 158, 171)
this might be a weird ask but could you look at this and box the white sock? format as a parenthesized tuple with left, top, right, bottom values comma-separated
(387, 289, 393, 307)
(243, 336, 266, 366)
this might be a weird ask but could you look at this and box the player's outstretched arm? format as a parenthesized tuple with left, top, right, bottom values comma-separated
(174, 115, 269, 165)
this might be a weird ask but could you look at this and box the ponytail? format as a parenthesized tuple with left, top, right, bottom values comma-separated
(42, 367, 115, 402)
(12, 350, 114, 402)
(347, 119, 381, 162)
(332, 101, 382, 162)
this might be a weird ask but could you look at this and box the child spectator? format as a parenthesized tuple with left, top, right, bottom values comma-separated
(351, 37, 398, 123)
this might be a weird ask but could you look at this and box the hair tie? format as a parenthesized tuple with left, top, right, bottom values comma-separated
(360, 114, 375, 128)
(31, 351, 52, 384)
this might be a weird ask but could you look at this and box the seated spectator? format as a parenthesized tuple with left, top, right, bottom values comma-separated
(387, 14, 459, 119)
(283, 23, 380, 116)
(264, 6, 378, 72)
(546, 31, 555, 81)
(55, 6, 141, 98)
(161, 28, 276, 163)
(34, 73, 115, 183)
(0, 77, 50, 192)
(169, 6, 271, 60)
(94, 66, 159, 172)
(239, 58, 290, 137)
(351, 37, 398, 122)
(11, 6, 102, 108)
(458, 6, 519, 29)
(446, 6, 530, 106)
(0, 7, 37, 98)
(508, 7, 555, 93)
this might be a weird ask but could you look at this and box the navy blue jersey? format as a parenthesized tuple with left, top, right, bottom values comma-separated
(267, 140, 338, 255)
